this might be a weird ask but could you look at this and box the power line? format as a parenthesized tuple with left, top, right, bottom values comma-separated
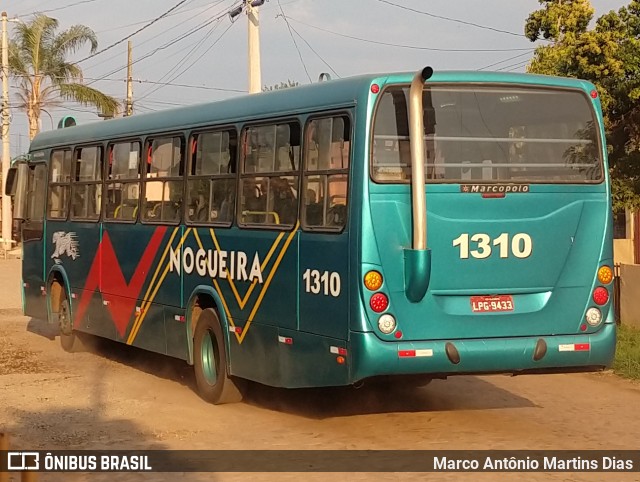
(505, 61, 530, 72)
(374, 0, 524, 38)
(287, 20, 340, 78)
(137, 20, 224, 95)
(136, 21, 237, 101)
(85, 2, 239, 85)
(284, 16, 535, 52)
(94, 1, 234, 35)
(13, 74, 245, 92)
(132, 79, 244, 93)
(477, 52, 531, 71)
(76, 0, 194, 64)
(85, 0, 232, 72)
(277, 0, 312, 83)
(33, 0, 102, 15)
(497, 59, 530, 72)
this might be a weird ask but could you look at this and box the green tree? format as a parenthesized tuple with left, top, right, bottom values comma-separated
(9, 14, 120, 139)
(262, 80, 300, 91)
(525, 0, 640, 211)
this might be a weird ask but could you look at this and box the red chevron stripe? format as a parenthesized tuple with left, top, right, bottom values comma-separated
(74, 227, 168, 337)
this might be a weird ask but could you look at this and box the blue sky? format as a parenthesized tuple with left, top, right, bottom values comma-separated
(2, 0, 628, 157)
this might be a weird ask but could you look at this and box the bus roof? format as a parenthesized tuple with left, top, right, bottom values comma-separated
(29, 70, 595, 151)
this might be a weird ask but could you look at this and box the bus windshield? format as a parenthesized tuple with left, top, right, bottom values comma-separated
(372, 85, 603, 183)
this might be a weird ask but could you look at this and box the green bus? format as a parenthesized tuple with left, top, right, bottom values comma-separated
(7, 67, 616, 403)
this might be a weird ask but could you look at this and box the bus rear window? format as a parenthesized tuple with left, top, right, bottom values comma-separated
(372, 85, 602, 183)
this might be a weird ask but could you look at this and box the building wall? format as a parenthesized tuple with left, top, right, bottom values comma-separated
(621, 264, 640, 326)
(614, 239, 635, 265)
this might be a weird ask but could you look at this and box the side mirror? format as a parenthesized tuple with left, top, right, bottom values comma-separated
(8, 163, 29, 221)
(5, 166, 17, 196)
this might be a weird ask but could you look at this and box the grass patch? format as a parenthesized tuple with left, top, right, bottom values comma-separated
(613, 324, 640, 380)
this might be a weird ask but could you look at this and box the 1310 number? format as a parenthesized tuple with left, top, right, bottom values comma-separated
(452, 233, 533, 259)
(302, 269, 341, 297)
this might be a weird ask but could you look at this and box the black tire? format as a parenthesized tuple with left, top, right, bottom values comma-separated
(193, 308, 242, 404)
(57, 295, 85, 353)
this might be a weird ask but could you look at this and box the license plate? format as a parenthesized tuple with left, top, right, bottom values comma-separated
(470, 295, 514, 313)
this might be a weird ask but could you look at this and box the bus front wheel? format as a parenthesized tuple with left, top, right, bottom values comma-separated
(57, 295, 84, 353)
(193, 309, 242, 404)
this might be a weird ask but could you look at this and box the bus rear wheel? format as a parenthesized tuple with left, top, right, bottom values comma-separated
(57, 295, 84, 353)
(193, 309, 242, 404)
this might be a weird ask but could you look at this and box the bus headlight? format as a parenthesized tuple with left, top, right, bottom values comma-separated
(585, 307, 602, 327)
(378, 314, 396, 334)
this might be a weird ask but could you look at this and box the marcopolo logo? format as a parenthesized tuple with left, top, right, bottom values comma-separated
(7, 451, 40, 471)
(460, 184, 530, 194)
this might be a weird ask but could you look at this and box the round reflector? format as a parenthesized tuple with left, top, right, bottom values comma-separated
(590, 89, 598, 99)
(378, 314, 396, 334)
(371, 84, 380, 94)
(585, 307, 602, 326)
(364, 271, 383, 291)
(592, 287, 609, 305)
(597, 266, 613, 284)
(370, 293, 389, 313)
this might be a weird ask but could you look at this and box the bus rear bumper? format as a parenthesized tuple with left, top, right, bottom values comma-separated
(349, 322, 616, 383)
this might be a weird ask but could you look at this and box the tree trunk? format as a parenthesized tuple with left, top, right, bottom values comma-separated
(28, 78, 42, 140)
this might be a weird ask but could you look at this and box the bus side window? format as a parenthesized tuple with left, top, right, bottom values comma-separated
(105, 141, 141, 222)
(187, 129, 237, 225)
(302, 116, 350, 231)
(47, 149, 72, 220)
(71, 146, 102, 221)
(142, 136, 184, 223)
(240, 122, 299, 228)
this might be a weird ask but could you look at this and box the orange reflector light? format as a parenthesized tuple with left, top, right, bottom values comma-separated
(364, 271, 383, 291)
(370, 293, 389, 313)
(592, 287, 609, 305)
(336, 356, 345, 364)
(597, 266, 613, 284)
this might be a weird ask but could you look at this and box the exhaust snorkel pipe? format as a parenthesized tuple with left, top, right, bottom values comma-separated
(404, 66, 434, 302)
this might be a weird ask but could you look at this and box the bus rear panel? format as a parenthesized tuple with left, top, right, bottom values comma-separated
(351, 74, 615, 382)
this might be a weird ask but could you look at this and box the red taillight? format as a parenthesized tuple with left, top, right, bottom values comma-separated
(371, 84, 380, 94)
(592, 287, 609, 305)
(370, 293, 389, 313)
(590, 89, 598, 99)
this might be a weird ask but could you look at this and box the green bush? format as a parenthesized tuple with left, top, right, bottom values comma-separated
(613, 324, 640, 380)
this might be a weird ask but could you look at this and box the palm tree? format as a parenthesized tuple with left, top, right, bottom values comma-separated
(9, 14, 120, 139)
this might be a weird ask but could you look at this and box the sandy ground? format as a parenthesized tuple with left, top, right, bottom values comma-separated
(2, 258, 640, 481)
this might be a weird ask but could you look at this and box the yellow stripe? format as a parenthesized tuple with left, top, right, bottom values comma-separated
(209, 228, 285, 309)
(130, 226, 180, 335)
(127, 228, 192, 345)
(140, 227, 180, 305)
(213, 279, 241, 343)
(239, 221, 299, 343)
(193, 228, 241, 343)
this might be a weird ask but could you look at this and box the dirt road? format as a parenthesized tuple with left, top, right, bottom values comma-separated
(2, 258, 640, 482)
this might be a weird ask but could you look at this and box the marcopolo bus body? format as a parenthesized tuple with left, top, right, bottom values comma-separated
(9, 68, 615, 403)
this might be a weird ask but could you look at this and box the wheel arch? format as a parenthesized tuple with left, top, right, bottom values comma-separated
(185, 285, 233, 366)
(46, 265, 72, 319)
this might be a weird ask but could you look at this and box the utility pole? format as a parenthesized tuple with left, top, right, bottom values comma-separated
(125, 40, 133, 116)
(1, 12, 11, 250)
(247, 1, 262, 94)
